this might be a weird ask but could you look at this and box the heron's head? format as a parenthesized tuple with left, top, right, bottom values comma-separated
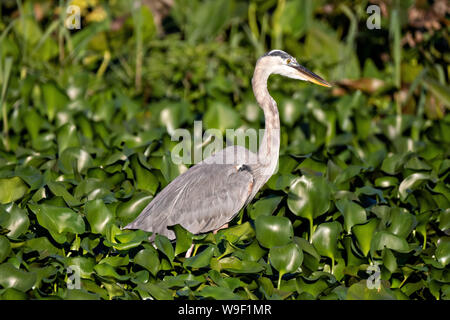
(257, 50, 331, 87)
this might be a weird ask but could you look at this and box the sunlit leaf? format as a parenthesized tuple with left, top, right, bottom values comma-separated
(255, 215, 293, 248)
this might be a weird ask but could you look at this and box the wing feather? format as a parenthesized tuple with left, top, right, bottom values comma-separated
(125, 161, 254, 240)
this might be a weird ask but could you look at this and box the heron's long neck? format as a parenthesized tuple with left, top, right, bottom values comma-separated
(252, 66, 280, 175)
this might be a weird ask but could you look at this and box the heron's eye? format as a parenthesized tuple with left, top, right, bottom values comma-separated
(286, 58, 291, 64)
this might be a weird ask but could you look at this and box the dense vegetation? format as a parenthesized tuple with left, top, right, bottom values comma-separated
(0, 0, 449, 300)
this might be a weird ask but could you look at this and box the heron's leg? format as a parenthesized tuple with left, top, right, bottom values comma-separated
(213, 223, 229, 234)
(185, 243, 195, 258)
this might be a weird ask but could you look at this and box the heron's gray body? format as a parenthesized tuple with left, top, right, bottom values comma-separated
(125, 50, 329, 241)
(126, 146, 265, 240)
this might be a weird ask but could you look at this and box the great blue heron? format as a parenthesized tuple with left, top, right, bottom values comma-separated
(125, 50, 330, 256)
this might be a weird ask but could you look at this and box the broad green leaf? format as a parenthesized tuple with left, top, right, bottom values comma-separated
(47, 181, 82, 206)
(335, 199, 367, 233)
(155, 234, 175, 262)
(137, 282, 173, 300)
(28, 203, 85, 243)
(352, 218, 379, 256)
(198, 286, 242, 300)
(371, 231, 410, 253)
(204, 101, 241, 133)
(0, 177, 29, 204)
(24, 237, 62, 258)
(217, 256, 264, 273)
(131, 155, 159, 194)
(346, 280, 396, 300)
(269, 242, 303, 276)
(398, 173, 432, 201)
(0, 203, 30, 239)
(99, 255, 129, 267)
(217, 221, 255, 243)
(134, 247, 160, 276)
(375, 176, 399, 188)
(85, 199, 114, 235)
(163, 273, 205, 288)
(58, 147, 93, 175)
(439, 209, 450, 231)
(0, 263, 37, 292)
(183, 245, 215, 269)
(383, 249, 398, 273)
(42, 82, 69, 121)
(57, 123, 80, 154)
(312, 221, 342, 264)
(248, 196, 283, 219)
(94, 263, 129, 281)
(172, 224, 193, 256)
(116, 192, 153, 225)
(0, 235, 11, 263)
(288, 175, 332, 233)
(62, 289, 100, 300)
(387, 208, 416, 238)
(435, 238, 450, 267)
(1, 288, 29, 300)
(381, 153, 409, 175)
(255, 215, 293, 248)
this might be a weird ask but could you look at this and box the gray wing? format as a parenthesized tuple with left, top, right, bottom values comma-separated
(124, 160, 255, 240)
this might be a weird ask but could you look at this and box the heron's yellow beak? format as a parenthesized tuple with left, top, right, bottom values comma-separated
(292, 64, 331, 87)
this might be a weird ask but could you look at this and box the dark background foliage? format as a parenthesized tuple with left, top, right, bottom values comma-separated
(0, 0, 449, 300)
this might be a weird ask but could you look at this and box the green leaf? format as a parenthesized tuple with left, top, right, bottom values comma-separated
(346, 280, 396, 300)
(335, 199, 367, 233)
(0, 263, 37, 292)
(24, 237, 62, 258)
(371, 231, 411, 253)
(163, 273, 205, 288)
(57, 123, 80, 155)
(352, 218, 379, 256)
(387, 208, 416, 238)
(47, 181, 82, 206)
(217, 256, 264, 273)
(312, 221, 342, 265)
(183, 245, 215, 269)
(94, 263, 129, 281)
(203, 101, 241, 133)
(85, 199, 114, 235)
(269, 242, 303, 283)
(254, 215, 293, 248)
(134, 247, 160, 276)
(198, 286, 242, 300)
(0, 177, 29, 204)
(155, 234, 175, 262)
(248, 195, 283, 219)
(0, 235, 11, 263)
(28, 203, 85, 243)
(288, 175, 332, 239)
(383, 249, 398, 273)
(42, 82, 69, 121)
(0, 203, 30, 239)
(435, 238, 450, 267)
(217, 221, 255, 243)
(172, 224, 193, 256)
(58, 147, 93, 175)
(137, 282, 174, 300)
(131, 155, 159, 194)
(398, 173, 432, 201)
(116, 192, 153, 226)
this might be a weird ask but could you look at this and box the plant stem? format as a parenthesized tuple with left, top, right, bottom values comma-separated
(277, 273, 283, 290)
(1, 57, 13, 151)
(133, 0, 143, 92)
